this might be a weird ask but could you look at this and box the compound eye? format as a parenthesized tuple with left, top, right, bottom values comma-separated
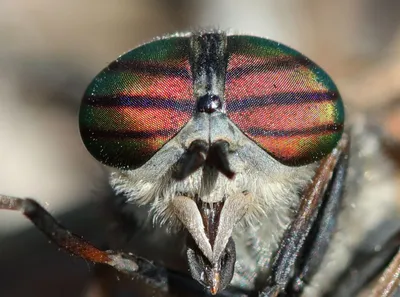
(79, 37, 195, 169)
(225, 36, 344, 166)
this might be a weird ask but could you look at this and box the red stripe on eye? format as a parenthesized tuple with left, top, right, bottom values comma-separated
(225, 70, 327, 99)
(228, 102, 338, 131)
(91, 106, 192, 132)
(133, 137, 173, 151)
(251, 133, 337, 161)
(226, 54, 303, 71)
(121, 75, 194, 100)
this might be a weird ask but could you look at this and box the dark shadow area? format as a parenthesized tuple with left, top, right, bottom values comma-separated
(0, 202, 110, 297)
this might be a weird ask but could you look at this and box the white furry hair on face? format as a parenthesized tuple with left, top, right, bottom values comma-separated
(109, 134, 317, 233)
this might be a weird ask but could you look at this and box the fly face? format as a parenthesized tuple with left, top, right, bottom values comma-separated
(79, 31, 344, 294)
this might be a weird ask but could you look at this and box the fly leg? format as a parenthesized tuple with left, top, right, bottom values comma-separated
(288, 133, 350, 295)
(369, 241, 400, 297)
(322, 225, 400, 297)
(259, 133, 350, 297)
(0, 194, 168, 290)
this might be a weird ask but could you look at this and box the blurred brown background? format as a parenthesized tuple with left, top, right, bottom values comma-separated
(0, 1, 400, 296)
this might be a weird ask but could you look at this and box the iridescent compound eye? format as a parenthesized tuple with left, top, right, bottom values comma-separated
(79, 37, 195, 169)
(225, 36, 344, 166)
(80, 32, 344, 170)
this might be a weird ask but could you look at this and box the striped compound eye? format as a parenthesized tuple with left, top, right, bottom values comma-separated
(79, 37, 195, 169)
(225, 36, 344, 166)
(80, 32, 344, 170)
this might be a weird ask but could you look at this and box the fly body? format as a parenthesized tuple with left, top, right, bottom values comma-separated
(1, 30, 398, 297)
(79, 30, 344, 294)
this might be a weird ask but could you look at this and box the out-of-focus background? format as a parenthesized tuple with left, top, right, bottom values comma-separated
(0, 1, 400, 296)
